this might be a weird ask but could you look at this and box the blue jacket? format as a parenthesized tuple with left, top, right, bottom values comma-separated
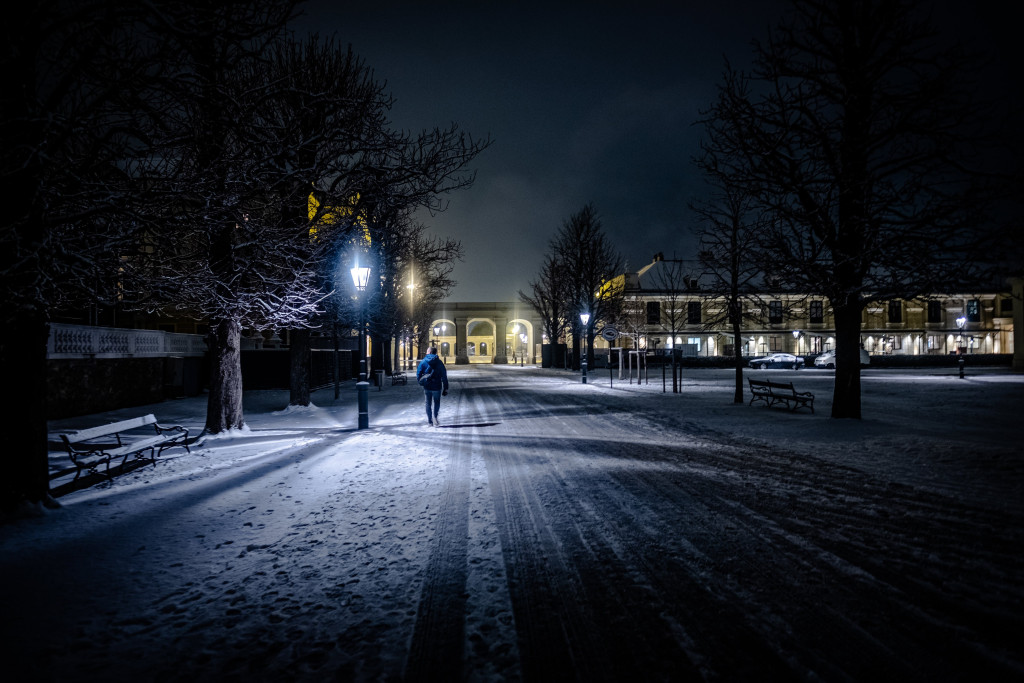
(416, 354, 449, 392)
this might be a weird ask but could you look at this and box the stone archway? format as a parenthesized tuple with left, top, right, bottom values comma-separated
(506, 319, 535, 364)
(465, 319, 495, 363)
(429, 303, 544, 365)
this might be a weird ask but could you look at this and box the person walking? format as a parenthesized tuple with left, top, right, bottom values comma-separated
(416, 346, 449, 427)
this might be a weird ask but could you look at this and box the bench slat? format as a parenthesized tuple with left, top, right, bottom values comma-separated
(70, 414, 157, 443)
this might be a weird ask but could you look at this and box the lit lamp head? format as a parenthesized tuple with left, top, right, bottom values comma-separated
(580, 312, 590, 326)
(956, 315, 966, 329)
(350, 264, 371, 292)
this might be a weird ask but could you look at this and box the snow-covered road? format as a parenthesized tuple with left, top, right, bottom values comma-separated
(3, 365, 1023, 681)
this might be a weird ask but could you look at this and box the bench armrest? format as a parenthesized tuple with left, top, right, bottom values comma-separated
(155, 423, 189, 440)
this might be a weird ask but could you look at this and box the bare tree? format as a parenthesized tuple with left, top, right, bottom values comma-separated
(254, 36, 395, 406)
(124, 1, 313, 434)
(692, 170, 770, 402)
(519, 254, 570, 364)
(701, 0, 1010, 418)
(1, 0, 162, 511)
(551, 204, 624, 367)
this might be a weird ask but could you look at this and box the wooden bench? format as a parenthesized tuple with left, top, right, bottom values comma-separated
(59, 414, 190, 482)
(748, 378, 815, 413)
(391, 372, 408, 385)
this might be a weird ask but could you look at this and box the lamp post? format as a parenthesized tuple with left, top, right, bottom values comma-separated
(519, 332, 527, 366)
(580, 312, 590, 383)
(956, 315, 967, 379)
(433, 324, 441, 351)
(351, 263, 371, 429)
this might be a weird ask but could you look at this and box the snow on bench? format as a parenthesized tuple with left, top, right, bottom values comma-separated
(59, 414, 190, 482)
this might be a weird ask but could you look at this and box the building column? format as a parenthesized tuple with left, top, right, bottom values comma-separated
(455, 317, 469, 365)
(493, 317, 508, 364)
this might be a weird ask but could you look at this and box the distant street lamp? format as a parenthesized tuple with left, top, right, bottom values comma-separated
(956, 315, 967, 379)
(580, 311, 591, 384)
(351, 263, 371, 429)
(433, 324, 441, 351)
(519, 332, 527, 366)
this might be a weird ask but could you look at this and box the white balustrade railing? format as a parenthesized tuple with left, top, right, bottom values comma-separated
(48, 323, 208, 359)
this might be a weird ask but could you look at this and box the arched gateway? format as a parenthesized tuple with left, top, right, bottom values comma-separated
(428, 302, 542, 365)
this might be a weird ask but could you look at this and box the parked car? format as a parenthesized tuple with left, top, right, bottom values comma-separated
(748, 353, 804, 369)
(812, 348, 870, 369)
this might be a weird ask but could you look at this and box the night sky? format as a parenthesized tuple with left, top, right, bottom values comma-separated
(291, 1, 1016, 302)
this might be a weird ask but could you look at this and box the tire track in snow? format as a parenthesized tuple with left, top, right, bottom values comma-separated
(404, 386, 474, 681)
(483, 380, 793, 681)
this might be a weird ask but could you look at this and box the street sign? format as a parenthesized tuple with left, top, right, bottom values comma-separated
(600, 326, 618, 342)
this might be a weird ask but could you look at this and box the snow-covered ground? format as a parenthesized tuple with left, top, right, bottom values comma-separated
(2, 364, 1022, 681)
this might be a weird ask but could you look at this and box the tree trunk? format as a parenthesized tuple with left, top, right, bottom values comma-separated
(571, 328, 581, 370)
(831, 302, 863, 419)
(289, 328, 311, 407)
(0, 313, 58, 514)
(205, 317, 245, 433)
(732, 321, 744, 404)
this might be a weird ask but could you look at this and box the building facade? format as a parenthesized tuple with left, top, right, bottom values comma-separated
(591, 257, 1016, 361)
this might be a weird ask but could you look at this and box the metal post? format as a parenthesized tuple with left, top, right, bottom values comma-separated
(359, 300, 367, 382)
(357, 381, 369, 429)
(581, 353, 587, 384)
(959, 355, 965, 379)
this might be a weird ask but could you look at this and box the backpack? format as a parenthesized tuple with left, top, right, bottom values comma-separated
(418, 366, 434, 386)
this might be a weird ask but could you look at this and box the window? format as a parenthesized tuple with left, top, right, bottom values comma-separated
(1001, 297, 1013, 315)
(887, 301, 902, 324)
(646, 301, 661, 325)
(927, 301, 943, 323)
(687, 337, 701, 353)
(809, 301, 823, 324)
(769, 336, 781, 351)
(810, 336, 822, 353)
(769, 301, 783, 324)
(687, 301, 701, 324)
(967, 299, 980, 323)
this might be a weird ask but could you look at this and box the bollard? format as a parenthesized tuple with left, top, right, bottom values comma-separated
(581, 356, 588, 384)
(357, 381, 369, 429)
(609, 365, 613, 388)
(958, 356, 965, 379)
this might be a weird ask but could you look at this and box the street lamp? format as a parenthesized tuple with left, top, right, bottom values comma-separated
(956, 315, 967, 379)
(433, 324, 441, 351)
(580, 312, 590, 383)
(519, 332, 527, 366)
(351, 263, 371, 429)
(350, 264, 371, 380)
